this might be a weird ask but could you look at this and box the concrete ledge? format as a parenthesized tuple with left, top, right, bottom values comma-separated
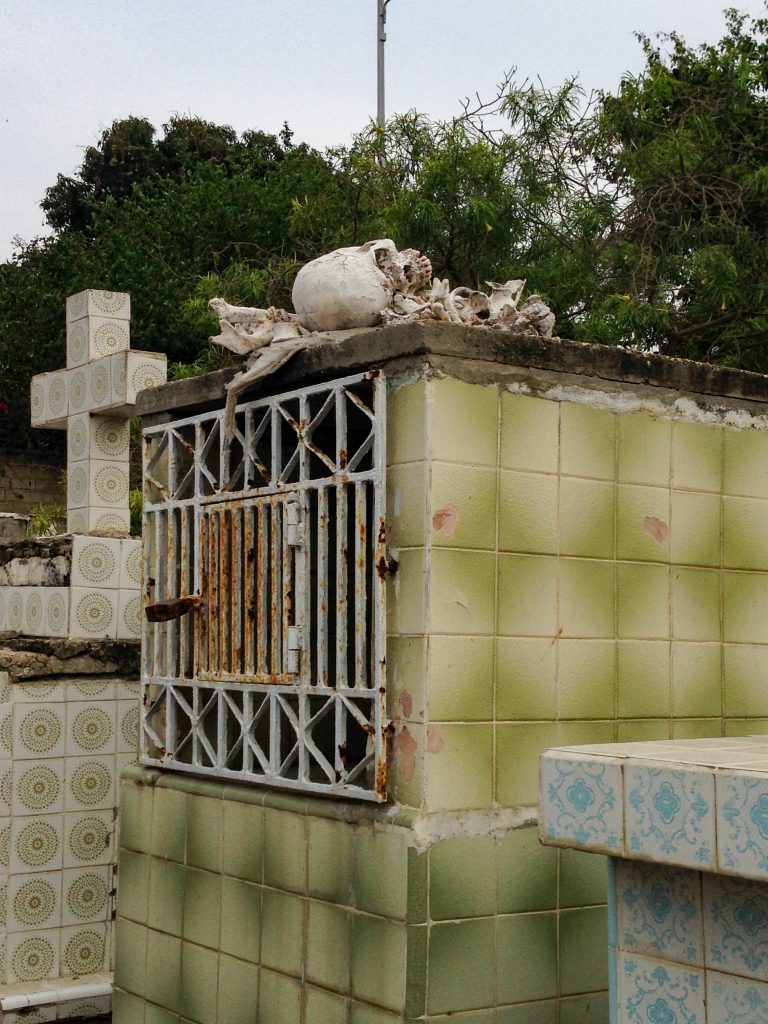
(0, 636, 140, 679)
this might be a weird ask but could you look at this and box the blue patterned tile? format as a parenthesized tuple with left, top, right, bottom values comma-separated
(539, 753, 623, 853)
(624, 764, 715, 869)
(617, 952, 704, 1024)
(616, 859, 703, 966)
(716, 771, 768, 880)
(707, 971, 768, 1024)
(704, 872, 768, 981)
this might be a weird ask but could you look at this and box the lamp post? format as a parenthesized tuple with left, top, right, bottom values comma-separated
(377, 0, 392, 127)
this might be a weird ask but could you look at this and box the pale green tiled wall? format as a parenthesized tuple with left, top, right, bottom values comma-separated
(386, 378, 768, 813)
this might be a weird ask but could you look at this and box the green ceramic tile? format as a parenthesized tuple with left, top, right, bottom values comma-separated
(559, 477, 615, 559)
(432, 379, 499, 466)
(429, 834, 496, 920)
(671, 643, 722, 717)
(150, 787, 187, 862)
(672, 421, 722, 492)
(148, 857, 185, 936)
(430, 1012, 494, 1024)
(307, 816, 353, 905)
(496, 723, 558, 807)
(429, 549, 496, 636)
(428, 917, 495, 1014)
(258, 968, 302, 1024)
(389, 722, 424, 810)
(405, 922, 428, 1016)
(220, 876, 261, 962)
(496, 911, 558, 1004)
(144, 930, 182, 1012)
(425, 723, 493, 811)
(559, 848, 607, 908)
(120, 782, 153, 853)
(351, 914, 408, 1013)
(724, 495, 768, 570)
(306, 901, 352, 993)
(616, 719, 671, 741)
(671, 568, 721, 641)
(182, 867, 221, 948)
(350, 1005, 402, 1023)
(112, 988, 145, 1024)
(496, 1000, 558, 1024)
(560, 403, 616, 480)
(431, 463, 497, 550)
(496, 638, 557, 720)
(725, 718, 768, 736)
(559, 992, 611, 1024)
(498, 470, 558, 554)
(497, 826, 557, 914)
(617, 413, 671, 486)
(558, 640, 615, 719)
(500, 392, 559, 473)
(559, 906, 608, 995)
(670, 490, 721, 566)
(145, 1003, 180, 1024)
(263, 808, 306, 893)
(617, 641, 670, 718)
(186, 795, 222, 873)
(114, 916, 147, 995)
(180, 941, 218, 1024)
(260, 888, 305, 976)
(222, 799, 263, 884)
(387, 381, 426, 465)
(724, 643, 768, 715)
(497, 554, 558, 638)
(556, 720, 616, 747)
(387, 548, 426, 635)
(217, 954, 259, 1024)
(306, 987, 348, 1024)
(723, 571, 768, 643)
(617, 484, 670, 562)
(354, 825, 407, 918)
(387, 462, 427, 548)
(428, 635, 494, 721)
(724, 426, 768, 498)
(671, 718, 722, 739)
(117, 849, 150, 924)
(406, 847, 429, 926)
(387, 635, 427, 724)
(617, 563, 670, 639)
(559, 560, 615, 639)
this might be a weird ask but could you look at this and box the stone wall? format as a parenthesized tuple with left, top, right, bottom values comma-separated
(0, 457, 64, 516)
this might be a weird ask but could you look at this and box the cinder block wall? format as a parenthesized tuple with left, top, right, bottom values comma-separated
(0, 457, 64, 515)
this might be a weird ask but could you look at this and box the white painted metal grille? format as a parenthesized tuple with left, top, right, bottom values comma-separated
(140, 372, 388, 800)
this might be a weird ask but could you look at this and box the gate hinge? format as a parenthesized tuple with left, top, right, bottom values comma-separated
(286, 499, 305, 547)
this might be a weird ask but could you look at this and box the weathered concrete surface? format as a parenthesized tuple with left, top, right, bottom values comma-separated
(0, 636, 139, 680)
(0, 536, 72, 586)
(136, 321, 768, 423)
(0, 514, 29, 543)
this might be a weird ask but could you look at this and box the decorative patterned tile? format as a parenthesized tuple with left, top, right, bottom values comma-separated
(12, 681, 64, 703)
(12, 760, 65, 816)
(60, 922, 108, 976)
(71, 537, 122, 589)
(61, 866, 111, 927)
(10, 815, 63, 873)
(0, 703, 13, 758)
(624, 763, 715, 869)
(64, 756, 115, 813)
(717, 771, 768, 879)
(0, 872, 8, 927)
(69, 588, 118, 640)
(6, 928, 60, 983)
(6, 588, 24, 633)
(67, 506, 131, 538)
(539, 752, 623, 853)
(617, 952, 704, 1024)
(118, 679, 140, 700)
(8, 872, 61, 932)
(66, 288, 131, 324)
(0, 821, 11, 870)
(707, 971, 768, 1023)
(33, 369, 69, 428)
(44, 589, 69, 638)
(68, 411, 129, 463)
(119, 539, 142, 590)
(66, 315, 130, 368)
(616, 859, 703, 966)
(66, 703, 116, 757)
(0, 760, 12, 815)
(704, 872, 768, 980)
(13, 704, 65, 760)
(65, 679, 116, 703)
(110, 350, 167, 406)
(63, 812, 113, 869)
(116, 590, 141, 641)
(117, 700, 139, 755)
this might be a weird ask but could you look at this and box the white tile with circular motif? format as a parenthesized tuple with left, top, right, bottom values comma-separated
(59, 921, 108, 977)
(119, 538, 142, 590)
(6, 927, 60, 985)
(13, 703, 65, 760)
(68, 412, 130, 465)
(42, 588, 70, 638)
(0, 759, 13, 816)
(12, 760, 65, 817)
(9, 815, 64, 874)
(66, 316, 130, 369)
(69, 589, 118, 641)
(117, 700, 140, 755)
(65, 679, 118, 703)
(71, 537, 122, 590)
(12, 681, 64, 704)
(0, 820, 11, 872)
(118, 679, 140, 701)
(0, 703, 13, 759)
(110, 350, 167, 407)
(63, 812, 113, 870)
(60, 866, 111, 928)
(539, 751, 624, 854)
(4, 589, 24, 634)
(116, 590, 142, 641)
(67, 505, 131, 539)
(66, 702, 117, 757)
(64, 756, 115, 814)
(66, 289, 130, 325)
(7, 872, 62, 933)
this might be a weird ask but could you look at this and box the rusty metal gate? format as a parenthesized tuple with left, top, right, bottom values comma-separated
(140, 372, 388, 800)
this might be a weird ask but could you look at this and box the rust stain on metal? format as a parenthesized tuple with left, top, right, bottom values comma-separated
(339, 448, 348, 469)
(145, 594, 201, 622)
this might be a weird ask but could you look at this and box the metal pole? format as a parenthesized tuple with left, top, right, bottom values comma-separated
(377, 0, 390, 127)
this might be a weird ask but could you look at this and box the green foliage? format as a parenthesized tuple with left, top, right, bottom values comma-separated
(129, 489, 143, 538)
(25, 503, 66, 538)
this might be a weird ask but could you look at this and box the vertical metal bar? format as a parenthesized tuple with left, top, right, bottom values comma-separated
(299, 393, 309, 482)
(153, 511, 166, 680)
(317, 489, 328, 688)
(336, 483, 348, 690)
(271, 498, 282, 675)
(282, 501, 293, 675)
(271, 403, 280, 484)
(194, 421, 204, 498)
(244, 408, 253, 490)
(258, 503, 268, 677)
(243, 505, 254, 676)
(354, 481, 367, 689)
(168, 429, 177, 496)
(167, 509, 179, 679)
(232, 506, 242, 676)
(209, 512, 218, 675)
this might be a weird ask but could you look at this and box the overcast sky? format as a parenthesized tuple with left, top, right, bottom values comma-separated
(1, 0, 764, 261)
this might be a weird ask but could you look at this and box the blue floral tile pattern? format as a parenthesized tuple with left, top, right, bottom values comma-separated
(704, 873, 768, 981)
(618, 952, 704, 1024)
(624, 765, 715, 870)
(539, 753, 623, 853)
(616, 859, 703, 966)
(717, 772, 768, 880)
(707, 971, 768, 1024)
